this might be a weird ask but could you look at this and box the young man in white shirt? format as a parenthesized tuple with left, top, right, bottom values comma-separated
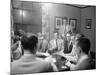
(11, 34, 58, 74)
(67, 38, 95, 70)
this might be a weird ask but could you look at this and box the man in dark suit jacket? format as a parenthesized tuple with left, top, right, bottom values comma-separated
(63, 33, 73, 53)
(70, 38, 95, 70)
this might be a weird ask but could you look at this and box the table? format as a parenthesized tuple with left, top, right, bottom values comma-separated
(36, 51, 75, 71)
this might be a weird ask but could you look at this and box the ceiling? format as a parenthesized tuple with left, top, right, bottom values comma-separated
(71, 4, 92, 8)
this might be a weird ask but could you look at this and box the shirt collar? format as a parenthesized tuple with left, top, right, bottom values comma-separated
(79, 54, 89, 63)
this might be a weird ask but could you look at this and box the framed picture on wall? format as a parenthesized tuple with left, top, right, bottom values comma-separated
(86, 19, 92, 29)
(69, 19, 77, 30)
(55, 17, 63, 29)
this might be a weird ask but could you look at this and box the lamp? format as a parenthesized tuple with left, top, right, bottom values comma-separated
(19, 10, 25, 17)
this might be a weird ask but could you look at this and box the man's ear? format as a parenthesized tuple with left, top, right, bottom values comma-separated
(79, 47, 82, 54)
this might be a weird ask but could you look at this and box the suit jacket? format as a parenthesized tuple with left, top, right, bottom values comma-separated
(41, 39, 48, 52)
(63, 40, 73, 53)
(11, 53, 53, 74)
(38, 39, 49, 52)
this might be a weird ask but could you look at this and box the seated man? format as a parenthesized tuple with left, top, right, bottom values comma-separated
(65, 35, 78, 63)
(63, 33, 73, 54)
(11, 30, 25, 61)
(67, 33, 85, 61)
(48, 32, 64, 54)
(57, 35, 64, 52)
(37, 32, 43, 52)
(75, 33, 85, 41)
(39, 35, 49, 53)
(68, 38, 95, 70)
(11, 40, 23, 61)
(11, 34, 58, 74)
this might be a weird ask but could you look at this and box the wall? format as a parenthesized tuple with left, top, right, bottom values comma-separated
(48, 3, 81, 39)
(13, 1, 96, 52)
(80, 6, 96, 52)
(13, 1, 42, 34)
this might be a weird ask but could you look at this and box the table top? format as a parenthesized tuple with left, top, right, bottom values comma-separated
(36, 51, 75, 71)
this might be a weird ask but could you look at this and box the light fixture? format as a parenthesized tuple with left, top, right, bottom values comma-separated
(19, 10, 25, 17)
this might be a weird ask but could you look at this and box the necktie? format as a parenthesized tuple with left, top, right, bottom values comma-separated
(68, 42, 73, 52)
(40, 39, 43, 51)
(56, 39, 58, 48)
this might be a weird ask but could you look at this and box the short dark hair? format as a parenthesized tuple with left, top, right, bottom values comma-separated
(80, 34, 85, 38)
(76, 34, 85, 39)
(21, 35, 38, 53)
(77, 38, 90, 54)
(15, 29, 26, 37)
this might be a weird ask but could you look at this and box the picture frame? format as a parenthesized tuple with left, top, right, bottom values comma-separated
(55, 17, 63, 29)
(86, 19, 92, 29)
(69, 18, 77, 30)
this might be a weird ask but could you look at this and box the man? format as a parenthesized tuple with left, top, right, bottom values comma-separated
(48, 32, 63, 54)
(41, 34, 49, 53)
(37, 32, 46, 52)
(38, 34, 49, 53)
(75, 33, 84, 41)
(11, 29, 25, 61)
(63, 33, 73, 53)
(37, 33, 44, 52)
(11, 34, 58, 74)
(65, 35, 78, 63)
(69, 38, 95, 70)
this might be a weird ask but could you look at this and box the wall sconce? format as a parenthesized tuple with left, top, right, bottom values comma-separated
(19, 10, 25, 17)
